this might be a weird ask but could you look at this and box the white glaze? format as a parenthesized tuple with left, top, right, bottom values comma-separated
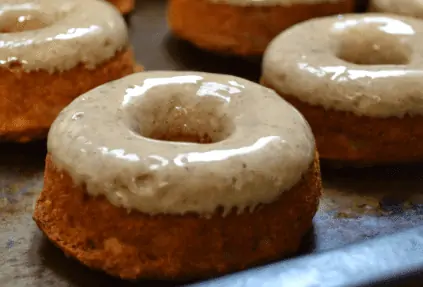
(206, 0, 342, 7)
(262, 13, 423, 118)
(47, 71, 315, 216)
(370, 0, 423, 19)
(0, 0, 128, 73)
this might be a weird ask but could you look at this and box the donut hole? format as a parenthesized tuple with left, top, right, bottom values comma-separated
(129, 89, 234, 144)
(0, 11, 54, 33)
(334, 23, 412, 65)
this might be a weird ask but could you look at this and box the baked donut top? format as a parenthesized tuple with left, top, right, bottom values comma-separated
(48, 71, 315, 216)
(0, 0, 128, 73)
(263, 13, 423, 118)
(370, 0, 423, 19)
(206, 0, 342, 6)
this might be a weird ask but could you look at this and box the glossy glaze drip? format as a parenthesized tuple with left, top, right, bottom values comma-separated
(0, 0, 128, 73)
(370, 0, 423, 19)
(263, 13, 423, 118)
(206, 0, 341, 6)
(47, 71, 315, 216)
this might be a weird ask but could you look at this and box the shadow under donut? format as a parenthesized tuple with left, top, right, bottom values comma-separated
(0, 141, 45, 211)
(355, 0, 370, 12)
(0, 140, 46, 166)
(295, 226, 318, 256)
(319, 161, 423, 229)
(163, 34, 262, 82)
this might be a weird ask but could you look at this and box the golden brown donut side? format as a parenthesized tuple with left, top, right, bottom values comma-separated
(0, 49, 140, 143)
(33, 153, 321, 280)
(167, 0, 355, 56)
(262, 80, 423, 164)
(108, 0, 135, 14)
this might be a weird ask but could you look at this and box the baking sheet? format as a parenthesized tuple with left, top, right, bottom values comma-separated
(2, 1, 423, 286)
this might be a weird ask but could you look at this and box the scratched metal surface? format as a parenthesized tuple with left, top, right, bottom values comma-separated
(1, 1, 423, 286)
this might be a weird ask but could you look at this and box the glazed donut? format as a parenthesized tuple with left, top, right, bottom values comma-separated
(167, 0, 355, 56)
(107, 0, 135, 14)
(33, 71, 322, 280)
(262, 14, 423, 164)
(0, 0, 139, 142)
(369, 0, 423, 18)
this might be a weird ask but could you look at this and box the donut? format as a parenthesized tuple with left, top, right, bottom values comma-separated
(167, 0, 355, 56)
(33, 71, 322, 280)
(369, 0, 423, 18)
(0, 0, 140, 142)
(262, 14, 423, 164)
(108, 0, 135, 14)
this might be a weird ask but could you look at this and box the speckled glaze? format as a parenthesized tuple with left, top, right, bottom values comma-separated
(206, 0, 342, 7)
(370, 0, 423, 19)
(0, 0, 128, 73)
(262, 13, 423, 118)
(47, 71, 315, 216)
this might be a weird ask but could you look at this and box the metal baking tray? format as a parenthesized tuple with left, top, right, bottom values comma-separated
(1, 1, 423, 286)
